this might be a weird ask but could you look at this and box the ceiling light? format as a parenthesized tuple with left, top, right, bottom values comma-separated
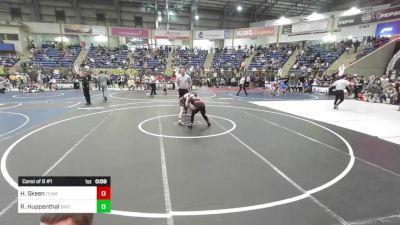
(157, 16, 162, 22)
(342, 7, 361, 16)
(307, 12, 324, 21)
(275, 16, 291, 25)
(195, 15, 199, 20)
(237, 5, 242, 11)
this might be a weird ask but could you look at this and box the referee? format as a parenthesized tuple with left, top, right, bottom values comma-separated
(176, 66, 192, 98)
(332, 75, 350, 110)
(81, 72, 91, 105)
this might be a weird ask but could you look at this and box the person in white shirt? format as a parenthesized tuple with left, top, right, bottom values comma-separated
(237, 76, 248, 96)
(332, 75, 350, 110)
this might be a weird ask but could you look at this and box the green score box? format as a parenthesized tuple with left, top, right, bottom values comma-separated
(97, 200, 111, 213)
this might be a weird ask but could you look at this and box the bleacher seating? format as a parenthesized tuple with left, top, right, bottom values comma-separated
(28, 44, 81, 68)
(133, 47, 168, 73)
(212, 49, 245, 70)
(291, 45, 344, 74)
(83, 46, 128, 68)
(0, 54, 19, 67)
(356, 37, 390, 60)
(133, 48, 148, 69)
(248, 46, 294, 71)
(173, 48, 208, 68)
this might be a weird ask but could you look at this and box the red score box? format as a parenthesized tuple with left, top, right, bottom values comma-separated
(97, 186, 111, 200)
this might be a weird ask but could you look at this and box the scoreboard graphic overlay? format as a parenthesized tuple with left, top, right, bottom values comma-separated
(18, 176, 111, 213)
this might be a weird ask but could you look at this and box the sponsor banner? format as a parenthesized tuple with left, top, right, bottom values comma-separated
(224, 29, 233, 39)
(235, 27, 275, 38)
(111, 27, 149, 38)
(154, 30, 191, 39)
(338, 6, 400, 27)
(194, 30, 224, 40)
(283, 20, 328, 34)
(338, 16, 360, 27)
(291, 19, 328, 33)
(375, 20, 400, 36)
(63, 24, 92, 34)
(282, 25, 292, 34)
(312, 85, 329, 93)
(92, 26, 106, 36)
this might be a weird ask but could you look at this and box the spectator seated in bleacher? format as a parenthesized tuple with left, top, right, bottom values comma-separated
(248, 44, 295, 72)
(355, 36, 390, 60)
(212, 48, 245, 70)
(0, 53, 19, 67)
(290, 44, 344, 76)
(172, 47, 207, 70)
(133, 46, 168, 74)
(82, 45, 128, 68)
(28, 44, 81, 68)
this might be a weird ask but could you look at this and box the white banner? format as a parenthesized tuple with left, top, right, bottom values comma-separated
(154, 30, 191, 39)
(194, 30, 224, 40)
(291, 19, 328, 34)
(92, 26, 106, 36)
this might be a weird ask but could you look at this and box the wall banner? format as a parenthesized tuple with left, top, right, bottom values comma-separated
(194, 30, 224, 40)
(338, 6, 400, 27)
(63, 24, 92, 34)
(235, 27, 275, 38)
(154, 30, 191, 39)
(111, 27, 149, 38)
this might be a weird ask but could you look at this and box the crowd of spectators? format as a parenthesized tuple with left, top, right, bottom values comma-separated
(354, 74, 399, 104)
(82, 45, 129, 68)
(248, 44, 295, 72)
(132, 46, 169, 74)
(28, 44, 81, 68)
(172, 47, 207, 70)
(311, 73, 400, 105)
(354, 36, 390, 60)
(0, 54, 19, 67)
(290, 43, 345, 76)
(212, 47, 246, 70)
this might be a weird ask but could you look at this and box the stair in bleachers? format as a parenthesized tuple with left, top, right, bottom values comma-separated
(344, 37, 398, 77)
(165, 51, 173, 76)
(281, 48, 299, 76)
(244, 52, 255, 69)
(325, 37, 392, 76)
(325, 46, 365, 75)
(74, 48, 88, 68)
(203, 52, 213, 70)
(128, 51, 134, 66)
(8, 53, 26, 73)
